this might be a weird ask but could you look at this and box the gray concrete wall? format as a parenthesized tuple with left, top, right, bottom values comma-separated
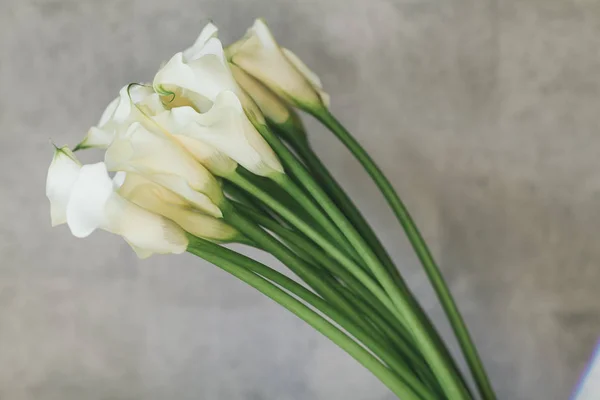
(1, 0, 599, 398)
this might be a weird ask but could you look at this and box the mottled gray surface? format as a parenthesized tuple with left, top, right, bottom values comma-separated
(1, 0, 599, 398)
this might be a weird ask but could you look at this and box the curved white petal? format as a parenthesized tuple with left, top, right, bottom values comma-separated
(118, 173, 239, 242)
(46, 146, 82, 226)
(112, 171, 127, 189)
(98, 97, 120, 127)
(281, 48, 322, 88)
(183, 22, 220, 62)
(153, 46, 238, 113)
(104, 194, 188, 258)
(172, 134, 238, 177)
(157, 92, 283, 177)
(65, 163, 114, 238)
(104, 122, 223, 217)
(227, 19, 329, 110)
(77, 85, 165, 149)
(79, 127, 115, 149)
(229, 63, 290, 124)
(155, 30, 265, 124)
(64, 163, 188, 257)
(281, 48, 330, 107)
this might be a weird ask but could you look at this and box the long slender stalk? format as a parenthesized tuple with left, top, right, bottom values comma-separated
(313, 109, 496, 400)
(227, 173, 405, 325)
(221, 203, 391, 345)
(274, 131, 468, 392)
(237, 169, 363, 265)
(233, 170, 462, 397)
(233, 199, 385, 313)
(277, 131, 404, 286)
(231, 201, 436, 380)
(186, 236, 428, 400)
(255, 124, 470, 399)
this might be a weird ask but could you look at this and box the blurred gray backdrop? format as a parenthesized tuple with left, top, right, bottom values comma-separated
(1, 0, 599, 399)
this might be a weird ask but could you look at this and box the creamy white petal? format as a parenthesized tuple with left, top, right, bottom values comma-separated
(112, 171, 127, 189)
(64, 163, 187, 257)
(155, 30, 265, 125)
(281, 48, 330, 107)
(229, 63, 290, 124)
(77, 85, 165, 149)
(172, 134, 238, 177)
(46, 146, 82, 226)
(156, 91, 283, 177)
(104, 194, 188, 258)
(104, 122, 223, 217)
(153, 47, 238, 113)
(98, 97, 120, 127)
(118, 173, 239, 242)
(65, 163, 114, 238)
(227, 19, 329, 110)
(182, 22, 219, 62)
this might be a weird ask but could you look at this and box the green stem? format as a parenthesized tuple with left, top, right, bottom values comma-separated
(238, 169, 361, 263)
(256, 124, 470, 400)
(282, 133, 404, 286)
(232, 201, 433, 374)
(221, 203, 390, 344)
(272, 129, 468, 394)
(227, 173, 404, 325)
(314, 109, 495, 400)
(186, 236, 428, 400)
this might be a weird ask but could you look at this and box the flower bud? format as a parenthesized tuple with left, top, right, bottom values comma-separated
(226, 19, 330, 111)
(116, 172, 241, 243)
(104, 122, 224, 217)
(229, 63, 307, 145)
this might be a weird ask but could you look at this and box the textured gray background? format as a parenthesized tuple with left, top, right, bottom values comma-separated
(1, 0, 599, 399)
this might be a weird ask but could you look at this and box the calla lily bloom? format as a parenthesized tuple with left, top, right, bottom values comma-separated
(153, 23, 264, 126)
(226, 19, 330, 111)
(116, 172, 241, 243)
(46, 147, 188, 258)
(229, 63, 306, 144)
(76, 85, 165, 150)
(104, 122, 225, 218)
(153, 91, 283, 178)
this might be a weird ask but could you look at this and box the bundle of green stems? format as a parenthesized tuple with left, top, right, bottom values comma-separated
(188, 108, 496, 400)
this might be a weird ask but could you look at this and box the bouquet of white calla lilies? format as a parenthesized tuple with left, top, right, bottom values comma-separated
(47, 19, 497, 400)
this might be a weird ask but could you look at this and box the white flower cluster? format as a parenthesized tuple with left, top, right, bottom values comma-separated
(46, 20, 328, 257)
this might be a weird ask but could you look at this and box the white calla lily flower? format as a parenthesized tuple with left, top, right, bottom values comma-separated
(117, 172, 241, 242)
(153, 23, 264, 126)
(64, 162, 188, 258)
(153, 90, 283, 177)
(229, 63, 306, 143)
(229, 63, 290, 124)
(153, 45, 237, 113)
(104, 122, 224, 217)
(46, 146, 82, 226)
(226, 19, 330, 111)
(76, 84, 164, 150)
